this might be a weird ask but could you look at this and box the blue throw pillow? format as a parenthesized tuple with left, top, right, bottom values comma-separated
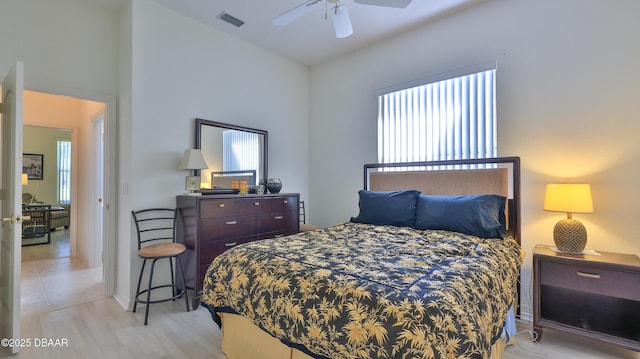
(414, 194, 507, 238)
(350, 190, 420, 227)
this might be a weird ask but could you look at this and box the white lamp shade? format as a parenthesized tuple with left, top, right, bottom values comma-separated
(544, 183, 593, 214)
(178, 149, 208, 170)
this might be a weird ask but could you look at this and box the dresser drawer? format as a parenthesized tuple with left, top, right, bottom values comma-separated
(199, 235, 255, 263)
(200, 198, 270, 218)
(540, 260, 640, 301)
(258, 211, 298, 233)
(270, 196, 298, 212)
(200, 216, 257, 240)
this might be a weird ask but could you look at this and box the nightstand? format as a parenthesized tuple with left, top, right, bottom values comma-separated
(533, 245, 640, 351)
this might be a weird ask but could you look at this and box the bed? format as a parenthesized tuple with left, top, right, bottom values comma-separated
(201, 157, 523, 359)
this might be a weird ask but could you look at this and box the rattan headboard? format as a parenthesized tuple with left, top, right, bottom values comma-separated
(369, 168, 508, 197)
(363, 157, 521, 244)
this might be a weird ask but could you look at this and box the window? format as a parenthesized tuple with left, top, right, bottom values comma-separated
(57, 139, 71, 204)
(377, 68, 496, 163)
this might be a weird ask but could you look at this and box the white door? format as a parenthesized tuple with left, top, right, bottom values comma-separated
(92, 113, 104, 269)
(1, 62, 24, 354)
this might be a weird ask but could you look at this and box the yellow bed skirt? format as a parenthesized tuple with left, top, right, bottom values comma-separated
(219, 312, 512, 359)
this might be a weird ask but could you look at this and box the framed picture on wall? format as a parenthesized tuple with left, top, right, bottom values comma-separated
(23, 153, 44, 180)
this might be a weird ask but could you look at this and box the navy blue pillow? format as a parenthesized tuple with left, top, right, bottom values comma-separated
(414, 194, 507, 238)
(350, 190, 420, 227)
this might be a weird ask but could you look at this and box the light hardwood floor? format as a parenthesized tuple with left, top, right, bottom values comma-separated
(7, 297, 639, 359)
(6, 232, 638, 358)
(5, 299, 639, 359)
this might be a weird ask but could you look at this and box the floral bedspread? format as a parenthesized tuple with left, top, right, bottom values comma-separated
(201, 222, 523, 359)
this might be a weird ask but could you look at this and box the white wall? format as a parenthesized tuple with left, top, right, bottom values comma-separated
(309, 0, 640, 319)
(0, 0, 118, 96)
(129, 0, 309, 208)
(121, 0, 310, 307)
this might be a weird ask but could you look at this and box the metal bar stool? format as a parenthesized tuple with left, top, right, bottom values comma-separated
(132, 208, 190, 325)
(299, 201, 319, 232)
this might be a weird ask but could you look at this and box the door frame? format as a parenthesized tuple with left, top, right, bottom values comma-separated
(27, 84, 117, 296)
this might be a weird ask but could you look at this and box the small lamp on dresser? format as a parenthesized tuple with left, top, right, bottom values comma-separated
(543, 183, 594, 253)
(178, 149, 208, 196)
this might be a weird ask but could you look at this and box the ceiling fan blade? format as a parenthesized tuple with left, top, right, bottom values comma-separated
(272, 0, 324, 26)
(353, 0, 412, 8)
(331, 4, 353, 38)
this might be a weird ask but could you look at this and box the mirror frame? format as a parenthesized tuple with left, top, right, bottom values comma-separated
(194, 118, 268, 184)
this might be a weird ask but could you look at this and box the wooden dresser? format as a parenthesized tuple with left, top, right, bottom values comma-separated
(176, 193, 300, 308)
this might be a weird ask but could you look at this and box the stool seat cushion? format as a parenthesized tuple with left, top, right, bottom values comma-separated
(139, 242, 186, 258)
(300, 223, 320, 232)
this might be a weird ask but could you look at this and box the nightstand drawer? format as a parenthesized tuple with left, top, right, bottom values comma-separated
(540, 261, 640, 301)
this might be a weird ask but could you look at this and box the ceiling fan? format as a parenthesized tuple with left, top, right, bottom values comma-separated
(272, 0, 413, 39)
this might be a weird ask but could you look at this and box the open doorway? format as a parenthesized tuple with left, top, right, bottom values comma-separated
(21, 125, 72, 258)
(20, 90, 107, 316)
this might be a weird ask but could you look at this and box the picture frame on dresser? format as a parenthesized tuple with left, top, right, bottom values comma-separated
(185, 175, 200, 191)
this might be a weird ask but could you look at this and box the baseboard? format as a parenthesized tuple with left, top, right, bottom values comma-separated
(113, 291, 132, 311)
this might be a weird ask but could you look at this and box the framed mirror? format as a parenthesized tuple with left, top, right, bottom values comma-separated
(195, 118, 268, 190)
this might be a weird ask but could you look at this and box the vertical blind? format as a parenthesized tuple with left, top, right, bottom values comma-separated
(377, 69, 496, 163)
(223, 129, 261, 174)
(57, 139, 71, 204)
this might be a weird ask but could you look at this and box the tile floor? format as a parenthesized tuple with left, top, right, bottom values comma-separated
(20, 229, 105, 317)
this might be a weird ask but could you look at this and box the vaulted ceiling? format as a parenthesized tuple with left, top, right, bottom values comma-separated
(92, 0, 484, 66)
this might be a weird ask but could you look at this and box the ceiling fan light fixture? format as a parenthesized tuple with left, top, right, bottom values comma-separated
(331, 4, 353, 38)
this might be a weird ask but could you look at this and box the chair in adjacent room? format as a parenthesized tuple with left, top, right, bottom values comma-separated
(299, 201, 319, 232)
(131, 208, 190, 325)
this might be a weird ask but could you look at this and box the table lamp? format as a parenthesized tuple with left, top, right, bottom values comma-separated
(543, 183, 594, 253)
(22, 173, 29, 185)
(178, 149, 208, 195)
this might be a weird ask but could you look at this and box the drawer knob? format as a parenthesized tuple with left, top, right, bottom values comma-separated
(274, 216, 284, 220)
(254, 202, 260, 206)
(283, 200, 288, 204)
(225, 242, 237, 247)
(576, 271, 600, 279)
(218, 203, 225, 208)
(225, 220, 237, 225)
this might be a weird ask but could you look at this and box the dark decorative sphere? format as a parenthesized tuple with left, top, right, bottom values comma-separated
(267, 178, 282, 194)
